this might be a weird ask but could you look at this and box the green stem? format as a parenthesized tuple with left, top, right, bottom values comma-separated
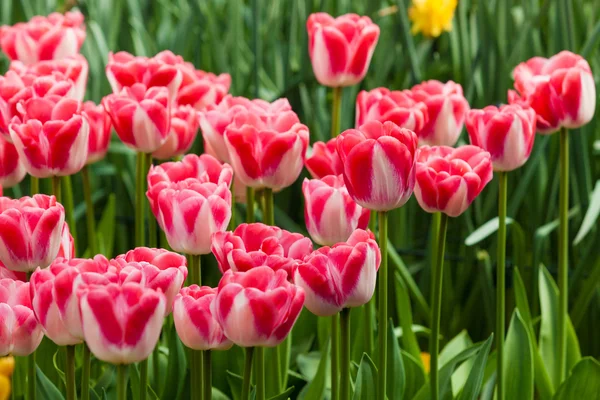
(30, 176, 39, 196)
(496, 172, 507, 400)
(62, 175, 77, 250)
(139, 359, 148, 400)
(152, 348, 161, 394)
(241, 347, 254, 400)
(81, 167, 98, 255)
(340, 308, 351, 400)
(146, 154, 157, 248)
(229, 178, 236, 230)
(117, 364, 127, 400)
(52, 176, 61, 202)
(331, 314, 340, 400)
(28, 350, 36, 400)
(557, 127, 569, 383)
(246, 187, 255, 224)
(81, 344, 91, 400)
(255, 347, 265, 400)
(429, 212, 441, 308)
(191, 350, 202, 400)
(135, 152, 146, 247)
(430, 213, 448, 400)
(203, 350, 212, 400)
(263, 188, 274, 226)
(377, 211, 388, 400)
(66, 345, 76, 400)
(331, 87, 342, 138)
(364, 212, 376, 356)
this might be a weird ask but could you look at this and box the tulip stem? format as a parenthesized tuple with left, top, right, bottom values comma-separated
(557, 127, 569, 383)
(241, 347, 254, 400)
(66, 345, 76, 400)
(117, 364, 127, 400)
(63, 175, 77, 250)
(30, 176, 39, 196)
(246, 187, 255, 223)
(203, 350, 212, 400)
(139, 359, 148, 400)
(188, 254, 203, 400)
(263, 188, 274, 226)
(496, 171, 507, 400)
(135, 152, 146, 247)
(377, 211, 389, 400)
(430, 213, 448, 400)
(81, 167, 98, 255)
(331, 87, 342, 138)
(331, 314, 339, 400)
(340, 308, 351, 400)
(364, 212, 376, 356)
(81, 344, 91, 400)
(52, 176, 62, 202)
(255, 347, 265, 400)
(146, 154, 157, 248)
(28, 350, 36, 400)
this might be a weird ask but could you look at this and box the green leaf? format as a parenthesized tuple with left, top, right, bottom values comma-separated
(298, 342, 329, 400)
(573, 180, 600, 245)
(226, 371, 244, 400)
(161, 324, 187, 400)
(539, 266, 559, 388)
(395, 273, 422, 362)
(129, 364, 141, 400)
(36, 366, 65, 400)
(464, 217, 515, 246)
(268, 386, 295, 400)
(458, 333, 493, 400)
(389, 243, 430, 321)
(439, 330, 473, 395)
(96, 193, 117, 257)
(401, 350, 426, 400)
(352, 353, 377, 400)
(566, 318, 582, 373)
(387, 319, 405, 400)
(504, 310, 534, 400)
(554, 358, 600, 400)
(52, 349, 66, 387)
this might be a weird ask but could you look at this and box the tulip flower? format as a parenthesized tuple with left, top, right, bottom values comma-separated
(0, 136, 26, 189)
(173, 285, 232, 350)
(0, 262, 26, 281)
(151, 105, 198, 160)
(355, 88, 427, 132)
(336, 120, 418, 212)
(211, 223, 313, 277)
(214, 266, 304, 347)
(78, 281, 166, 364)
(81, 101, 112, 165)
(0, 11, 86, 65)
(9, 96, 89, 178)
(102, 83, 170, 153)
(304, 138, 344, 179)
(307, 13, 380, 87)
(204, 139, 249, 203)
(0, 279, 43, 356)
(509, 50, 596, 132)
(409, 80, 469, 146)
(302, 175, 370, 246)
(0, 195, 65, 272)
(466, 104, 537, 171)
(295, 229, 380, 316)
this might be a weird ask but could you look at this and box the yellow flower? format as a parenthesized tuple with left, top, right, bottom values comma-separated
(408, 0, 458, 38)
(420, 352, 431, 374)
(0, 357, 14, 377)
(0, 374, 9, 400)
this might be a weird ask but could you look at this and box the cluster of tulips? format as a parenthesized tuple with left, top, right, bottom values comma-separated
(0, 7, 596, 400)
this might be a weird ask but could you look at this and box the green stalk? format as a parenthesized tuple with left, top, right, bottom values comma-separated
(81, 167, 98, 255)
(146, 154, 157, 248)
(139, 360, 148, 400)
(189, 254, 202, 400)
(81, 344, 91, 400)
(66, 345, 76, 400)
(117, 364, 127, 400)
(203, 350, 212, 400)
(331, 87, 342, 138)
(557, 128, 569, 383)
(30, 176, 39, 196)
(28, 349, 36, 400)
(246, 187, 255, 224)
(263, 188, 274, 226)
(377, 211, 388, 400)
(135, 152, 146, 247)
(255, 347, 265, 400)
(339, 308, 351, 400)
(496, 172, 507, 400)
(364, 212, 376, 356)
(52, 176, 61, 202)
(62, 175, 77, 248)
(241, 347, 254, 400)
(331, 314, 339, 400)
(430, 213, 448, 400)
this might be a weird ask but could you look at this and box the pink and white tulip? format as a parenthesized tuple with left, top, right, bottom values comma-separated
(355, 88, 427, 132)
(82, 101, 112, 165)
(304, 138, 344, 179)
(151, 105, 198, 160)
(0, 135, 26, 188)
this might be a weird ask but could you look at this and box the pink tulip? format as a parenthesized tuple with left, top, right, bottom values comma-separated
(295, 229, 380, 316)
(0, 135, 26, 188)
(57, 222, 75, 260)
(0, 11, 86, 65)
(151, 105, 198, 160)
(0, 278, 43, 356)
(510, 51, 596, 132)
(303, 175, 370, 246)
(337, 120, 418, 211)
(82, 101, 112, 165)
(211, 223, 313, 277)
(307, 13, 380, 87)
(204, 139, 248, 203)
(102, 83, 170, 153)
(214, 266, 304, 347)
(304, 138, 344, 179)
(0, 195, 65, 272)
(466, 104, 537, 171)
(356, 88, 427, 132)
(0, 262, 26, 281)
(414, 145, 493, 217)
(409, 80, 469, 146)
(78, 281, 166, 364)
(173, 285, 233, 350)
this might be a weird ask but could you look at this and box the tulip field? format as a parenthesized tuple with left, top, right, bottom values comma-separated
(1, 0, 600, 399)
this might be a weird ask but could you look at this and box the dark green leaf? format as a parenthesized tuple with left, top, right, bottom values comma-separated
(386, 319, 405, 400)
(36, 366, 65, 400)
(352, 353, 377, 400)
(161, 324, 187, 399)
(504, 310, 534, 400)
(554, 358, 600, 400)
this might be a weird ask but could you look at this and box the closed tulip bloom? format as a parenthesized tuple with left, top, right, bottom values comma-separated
(0, 262, 26, 281)
(466, 104, 536, 172)
(510, 51, 596, 132)
(78, 281, 166, 364)
(224, 103, 309, 190)
(214, 267, 305, 347)
(414, 145, 493, 217)
(57, 222, 75, 260)
(303, 175, 370, 246)
(0, 279, 43, 356)
(102, 83, 170, 153)
(9, 96, 89, 178)
(356, 88, 427, 132)
(0, 11, 86, 65)
(152, 105, 198, 160)
(409, 80, 469, 146)
(0, 195, 65, 272)
(307, 13, 380, 87)
(304, 138, 344, 179)
(82, 101, 112, 165)
(295, 229, 380, 316)
(0, 136, 26, 189)
(337, 120, 418, 211)
(173, 285, 233, 350)
(204, 139, 249, 203)
(211, 223, 313, 277)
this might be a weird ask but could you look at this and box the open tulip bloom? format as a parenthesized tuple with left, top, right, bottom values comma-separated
(304, 137, 344, 179)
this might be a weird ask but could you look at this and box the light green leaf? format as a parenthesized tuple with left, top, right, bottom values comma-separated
(539, 266, 559, 387)
(160, 324, 187, 400)
(553, 358, 600, 400)
(464, 217, 515, 246)
(458, 332, 493, 400)
(387, 320, 405, 400)
(401, 350, 426, 400)
(298, 343, 329, 400)
(573, 180, 600, 245)
(505, 310, 534, 400)
(36, 366, 65, 400)
(352, 353, 377, 400)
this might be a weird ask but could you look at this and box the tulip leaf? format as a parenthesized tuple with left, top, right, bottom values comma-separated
(52, 349, 66, 387)
(464, 216, 515, 246)
(395, 272, 422, 362)
(298, 342, 329, 400)
(573, 180, 600, 245)
(36, 365, 65, 400)
(401, 350, 426, 400)
(504, 310, 534, 400)
(226, 371, 244, 400)
(97, 193, 117, 257)
(553, 357, 600, 400)
(268, 386, 295, 400)
(457, 332, 492, 400)
(352, 353, 377, 400)
(161, 324, 187, 400)
(129, 364, 141, 400)
(387, 319, 405, 400)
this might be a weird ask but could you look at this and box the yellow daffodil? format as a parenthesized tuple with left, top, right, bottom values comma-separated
(0, 357, 14, 400)
(0, 374, 9, 400)
(408, 0, 458, 38)
(420, 352, 431, 374)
